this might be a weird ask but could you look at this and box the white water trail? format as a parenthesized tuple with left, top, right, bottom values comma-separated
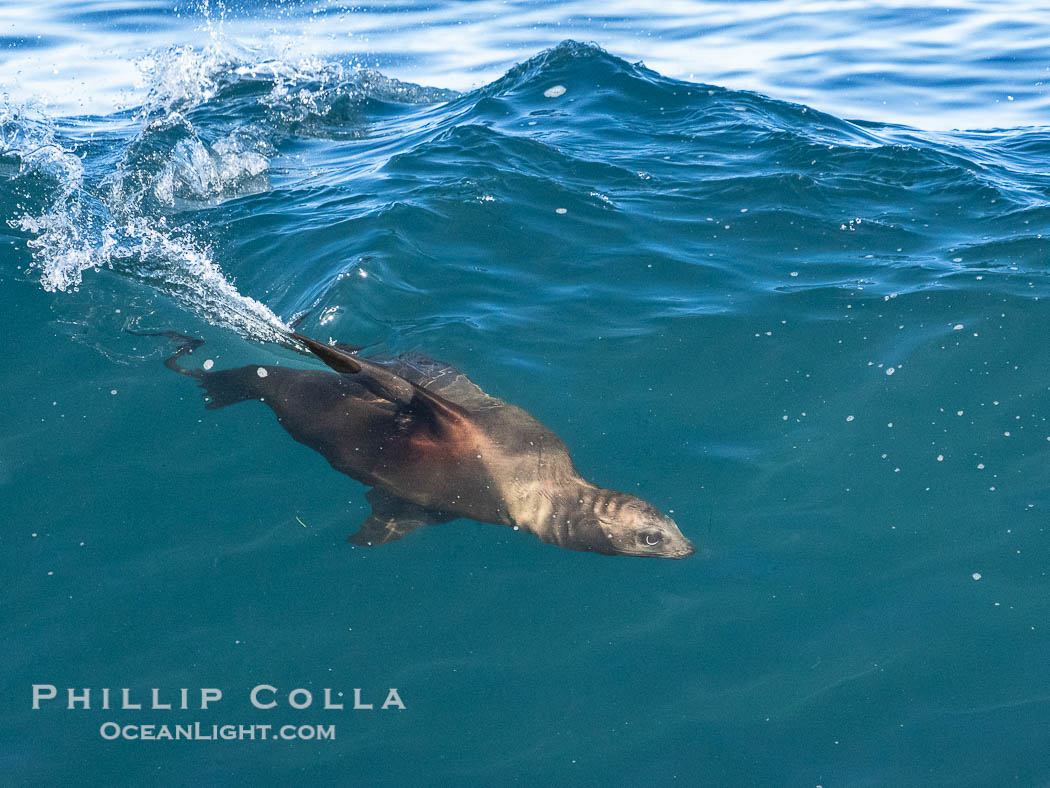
(2, 98, 290, 344)
(3, 32, 455, 344)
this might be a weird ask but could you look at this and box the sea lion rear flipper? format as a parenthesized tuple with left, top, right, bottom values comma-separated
(125, 328, 205, 379)
(291, 332, 468, 435)
(201, 367, 263, 410)
(348, 488, 453, 546)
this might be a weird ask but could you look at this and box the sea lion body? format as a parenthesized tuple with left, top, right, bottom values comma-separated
(158, 333, 694, 558)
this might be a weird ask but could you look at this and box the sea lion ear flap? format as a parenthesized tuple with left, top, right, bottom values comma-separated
(570, 515, 620, 556)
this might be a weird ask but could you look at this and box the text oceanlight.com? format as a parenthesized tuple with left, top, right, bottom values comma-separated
(99, 722, 336, 741)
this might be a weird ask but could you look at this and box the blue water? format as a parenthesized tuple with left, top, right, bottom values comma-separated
(4, 2, 1050, 785)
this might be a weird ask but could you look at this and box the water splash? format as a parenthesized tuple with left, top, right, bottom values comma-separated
(1, 100, 290, 342)
(1, 40, 456, 345)
(1, 103, 93, 292)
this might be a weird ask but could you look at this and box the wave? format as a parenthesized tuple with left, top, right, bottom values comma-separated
(0, 43, 457, 343)
(2, 40, 1049, 348)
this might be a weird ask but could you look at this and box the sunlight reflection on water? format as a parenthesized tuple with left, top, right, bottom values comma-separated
(1, 0, 1048, 129)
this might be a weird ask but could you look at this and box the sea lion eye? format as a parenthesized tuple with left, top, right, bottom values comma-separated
(642, 531, 663, 546)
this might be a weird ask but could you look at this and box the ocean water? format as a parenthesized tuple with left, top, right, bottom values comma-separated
(4, 2, 1050, 785)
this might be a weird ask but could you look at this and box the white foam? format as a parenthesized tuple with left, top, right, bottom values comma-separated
(3, 42, 460, 347)
(152, 134, 270, 205)
(3, 97, 290, 344)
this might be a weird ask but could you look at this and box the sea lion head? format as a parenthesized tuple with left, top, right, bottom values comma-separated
(567, 490, 695, 559)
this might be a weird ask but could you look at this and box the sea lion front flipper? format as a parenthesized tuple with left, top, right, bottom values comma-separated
(291, 332, 469, 435)
(348, 488, 453, 546)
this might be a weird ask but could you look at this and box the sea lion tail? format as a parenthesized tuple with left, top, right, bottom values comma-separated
(128, 327, 264, 411)
(126, 328, 205, 379)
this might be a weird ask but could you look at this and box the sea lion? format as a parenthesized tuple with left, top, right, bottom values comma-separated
(147, 330, 695, 559)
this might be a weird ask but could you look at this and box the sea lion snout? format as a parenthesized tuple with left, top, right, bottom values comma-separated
(567, 491, 695, 559)
(625, 514, 695, 559)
